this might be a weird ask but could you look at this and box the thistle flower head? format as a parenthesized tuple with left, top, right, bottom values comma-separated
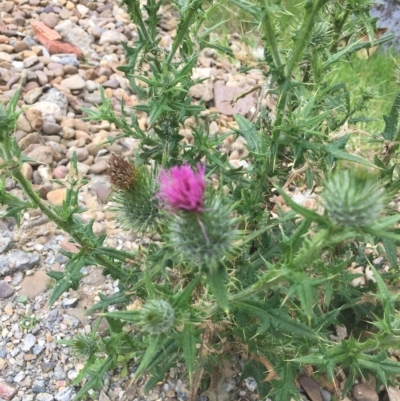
(107, 154, 136, 190)
(140, 299, 175, 335)
(158, 164, 205, 212)
(322, 169, 387, 228)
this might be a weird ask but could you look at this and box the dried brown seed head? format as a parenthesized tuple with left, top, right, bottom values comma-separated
(107, 153, 136, 190)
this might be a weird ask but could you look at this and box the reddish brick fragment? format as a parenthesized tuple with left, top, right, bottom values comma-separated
(0, 381, 17, 401)
(31, 20, 61, 41)
(35, 32, 82, 59)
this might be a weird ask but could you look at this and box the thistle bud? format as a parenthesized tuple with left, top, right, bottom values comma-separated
(322, 169, 387, 228)
(169, 197, 241, 271)
(140, 299, 175, 335)
(108, 157, 159, 233)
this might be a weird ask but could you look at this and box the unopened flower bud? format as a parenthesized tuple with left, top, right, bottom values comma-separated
(140, 299, 175, 335)
(322, 169, 386, 228)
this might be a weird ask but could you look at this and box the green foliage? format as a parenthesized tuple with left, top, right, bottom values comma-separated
(3, 0, 400, 400)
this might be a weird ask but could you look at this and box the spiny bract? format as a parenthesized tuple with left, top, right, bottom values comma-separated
(322, 169, 386, 228)
(140, 299, 175, 335)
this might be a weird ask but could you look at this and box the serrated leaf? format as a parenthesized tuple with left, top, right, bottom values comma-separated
(181, 322, 198, 384)
(206, 268, 229, 313)
(240, 359, 270, 399)
(144, 359, 176, 393)
(102, 310, 141, 323)
(358, 352, 400, 386)
(48, 253, 88, 306)
(145, 339, 179, 372)
(74, 356, 117, 400)
(325, 147, 376, 167)
(234, 114, 263, 153)
(382, 238, 398, 268)
(269, 362, 299, 401)
(0, 180, 33, 227)
(93, 247, 138, 262)
(172, 273, 202, 309)
(134, 335, 161, 379)
(236, 300, 318, 339)
(382, 92, 400, 141)
(87, 292, 130, 313)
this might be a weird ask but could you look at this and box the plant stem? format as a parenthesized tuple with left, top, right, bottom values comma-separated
(311, 47, 320, 83)
(261, 1, 282, 70)
(167, 1, 199, 64)
(274, 0, 327, 128)
(12, 169, 127, 279)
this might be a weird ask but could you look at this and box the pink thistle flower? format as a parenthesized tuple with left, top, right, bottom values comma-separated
(158, 164, 206, 212)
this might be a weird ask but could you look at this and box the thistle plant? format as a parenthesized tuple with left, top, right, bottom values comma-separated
(3, 1, 400, 400)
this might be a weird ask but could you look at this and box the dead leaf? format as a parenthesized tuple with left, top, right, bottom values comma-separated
(387, 386, 400, 401)
(298, 376, 322, 401)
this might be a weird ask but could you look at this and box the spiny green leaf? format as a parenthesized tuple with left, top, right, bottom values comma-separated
(234, 114, 263, 154)
(102, 310, 141, 323)
(382, 238, 398, 268)
(236, 300, 318, 339)
(180, 322, 199, 383)
(87, 292, 130, 313)
(382, 92, 400, 141)
(206, 267, 229, 313)
(134, 336, 161, 379)
(172, 273, 202, 309)
(325, 147, 376, 168)
(74, 356, 117, 399)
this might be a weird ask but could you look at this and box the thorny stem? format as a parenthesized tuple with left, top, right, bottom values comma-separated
(274, 0, 327, 129)
(261, 1, 282, 70)
(12, 168, 127, 280)
(167, 1, 200, 64)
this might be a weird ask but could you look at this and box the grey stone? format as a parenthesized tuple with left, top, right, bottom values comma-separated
(59, 56, 79, 67)
(55, 21, 95, 58)
(60, 75, 86, 91)
(38, 89, 68, 116)
(84, 93, 102, 105)
(36, 393, 54, 401)
(99, 30, 128, 45)
(11, 271, 23, 285)
(47, 308, 59, 322)
(21, 333, 36, 352)
(53, 365, 67, 380)
(54, 387, 75, 401)
(0, 251, 40, 276)
(371, 2, 400, 52)
(42, 121, 61, 135)
(244, 377, 257, 392)
(0, 237, 13, 254)
(33, 345, 44, 355)
(23, 55, 39, 68)
(321, 389, 331, 401)
(13, 371, 26, 383)
(61, 298, 79, 309)
(23, 87, 43, 105)
(41, 362, 56, 373)
(0, 281, 14, 299)
(99, 391, 111, 401)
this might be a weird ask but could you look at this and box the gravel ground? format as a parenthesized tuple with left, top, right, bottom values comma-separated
(1, 0, 399, 400)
